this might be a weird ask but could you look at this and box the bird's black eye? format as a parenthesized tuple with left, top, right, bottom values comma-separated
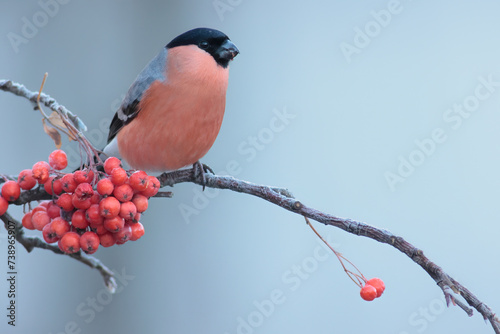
(199, 41, 209, 49)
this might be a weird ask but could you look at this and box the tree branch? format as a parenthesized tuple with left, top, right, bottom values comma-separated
(0, 79, 87, 132)
(1, 79, 499, 333)
(159, 169, 500, 334)
(1, 211, 117, 292)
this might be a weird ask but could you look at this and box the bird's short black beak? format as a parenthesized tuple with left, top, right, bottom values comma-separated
(217, 39, 239, 61)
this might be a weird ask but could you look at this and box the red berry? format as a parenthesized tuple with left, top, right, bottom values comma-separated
(51, 217, 70, 238)
(57, 238, 63, 251)
(131, 194, 148, 213)
(109, 167, 128, 186)
(114, 225, 132, 244)
(104, 216, 125, 232)
(113, 184, 134, 202)
(125, 212, 141, 225)
(2, 180, 21, 202)
(99, 196, 120, 218)
(71, 210, 89, 229)
(92, 224, 107, 235)
(119, 202, 137, 219)
(90, 192, 101, 205)
(87, 169, 95, 183)
(42, 223, 59, 243)
(18, 169, 36, 190)
(72, 196, 92, 210)
(22, 211, 34, 229)
(73, 171, 86, 184)
(96, 178, 114, 196)
(74, 169, 94, 184)
(360, 284, 378, 301)
(56, 193, 74, 212)
(99, 232, 116, 247)
(32, 211, 51, 231)
(59, 232, 81, 254)
(60, 173, 77, 193)
(46, 201, 61, 219)
(119, 201, 137, 220)
(31, 205, 47, 215)
(48, 149, 68, 170)
(44, 176, 63, 196)
(52, 178, 63, 195)
(32, 161, 50, 184)
(140, 175, 160, 198)
(104, 157, 122, 175)
(85, 204, 103, 225)
(129, 171, 149, 192)
(0, 197, 8, 216)
(366, 278, 385, 298)
(80, 231, 100, 254)
(74, 182, 93, 200)
(129, 222, 145, 241)
(39, 201, 50, 208)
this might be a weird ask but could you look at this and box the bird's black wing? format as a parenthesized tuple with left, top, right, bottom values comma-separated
(107, 99, 140, 142)
(107, 47, 168, 143)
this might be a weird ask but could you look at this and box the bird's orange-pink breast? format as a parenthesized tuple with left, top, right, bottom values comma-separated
(117, 45, 230, 171)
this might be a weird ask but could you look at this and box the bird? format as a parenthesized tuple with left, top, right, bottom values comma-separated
(103, 27, 239, 183)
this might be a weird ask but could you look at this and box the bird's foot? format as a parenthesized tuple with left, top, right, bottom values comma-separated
(201, 163, 214, 175)
(192, 161, 213, 191)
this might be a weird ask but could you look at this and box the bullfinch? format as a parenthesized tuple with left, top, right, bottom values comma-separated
(103, 28, 239, 177)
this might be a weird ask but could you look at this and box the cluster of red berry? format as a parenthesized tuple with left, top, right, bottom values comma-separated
(360, 278, 385, 301)
(0, 150, 159, 254)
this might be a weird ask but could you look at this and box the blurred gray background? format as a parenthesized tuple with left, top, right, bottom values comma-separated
(1, 0, 499, 333)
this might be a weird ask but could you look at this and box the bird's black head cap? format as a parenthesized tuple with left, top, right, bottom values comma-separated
(167, 27, 239, 68)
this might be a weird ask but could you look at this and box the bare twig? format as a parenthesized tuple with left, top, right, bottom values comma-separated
(153, 191, 174, 198)
(305, 217, 366, 288)
(0, 79, 87, 132)
(1, 211, 117, 292)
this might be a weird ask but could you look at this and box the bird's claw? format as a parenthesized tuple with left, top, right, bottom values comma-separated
(202, 163, 214, 175)
(193, 161, 213, 191)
